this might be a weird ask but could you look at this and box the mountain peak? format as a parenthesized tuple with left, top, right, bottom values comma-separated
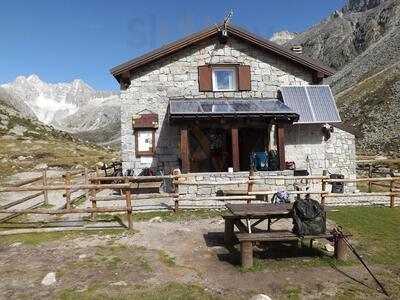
(27, 74, 42, 84)
(270, 31, 297, 45)
(71, 79, 94, 91)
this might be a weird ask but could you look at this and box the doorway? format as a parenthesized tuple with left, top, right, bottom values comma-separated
(239, 127, 268, 171)
(189, 127, 232, 172)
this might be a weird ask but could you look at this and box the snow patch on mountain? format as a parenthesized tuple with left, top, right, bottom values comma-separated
(270, 31, 297, 45)
(1, 74, 121, 145)
(27, 94, 79, 124)
(1, 74, 116, 125)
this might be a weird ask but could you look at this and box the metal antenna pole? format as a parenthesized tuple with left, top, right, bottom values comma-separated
(223, 9, 234, 29)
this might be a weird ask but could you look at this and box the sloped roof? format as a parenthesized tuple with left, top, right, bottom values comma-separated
(110, 23, 335, 82)
(280, 85, 341, 124)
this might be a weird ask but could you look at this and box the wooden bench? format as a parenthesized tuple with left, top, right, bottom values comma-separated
(236, 230, 347, 268)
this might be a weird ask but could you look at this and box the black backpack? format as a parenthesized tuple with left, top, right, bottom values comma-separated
(292, 198, 326, 236)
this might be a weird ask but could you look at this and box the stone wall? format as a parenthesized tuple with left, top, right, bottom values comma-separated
(121, 36, 312, 174)
(178, 170, 295, 197)
(285, 124, 356, 179)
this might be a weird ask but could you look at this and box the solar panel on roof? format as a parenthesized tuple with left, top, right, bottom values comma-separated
(169, 99, 298, 118)
(280, 85, 341, 124)
(307, 86, 341, 123)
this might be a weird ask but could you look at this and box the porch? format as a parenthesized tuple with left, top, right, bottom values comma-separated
(169, 99, 299, 174)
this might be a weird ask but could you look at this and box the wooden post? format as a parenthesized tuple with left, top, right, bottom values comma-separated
(390, 178, 395, 208)
(180, 128, 190, 173)
(231, 127, 240, 172)
(334, 236, 348, 261)
(125, 180, 133, 230)
(321, 170, 327, 206)
(247, 170, 255, 204)
(224, 218, 235, 246)
(42, 168, 48, 205)
(90, 188, 97, 221)
(368, 165, 373, 193)
(277, 124, 285, 171)
(172, 169, 180, 212)
(84, 168, 89, 202)
(64, 172, 71, 209)
(241, 241, 253, 268)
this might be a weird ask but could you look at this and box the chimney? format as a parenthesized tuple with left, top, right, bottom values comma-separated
(291, 45, 303, 54)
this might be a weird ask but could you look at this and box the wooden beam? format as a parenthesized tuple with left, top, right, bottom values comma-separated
(180, 127, 190, 173)
(277, 124, 285, 171)
(231, 127, 240, 171)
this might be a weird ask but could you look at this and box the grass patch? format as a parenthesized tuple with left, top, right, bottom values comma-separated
(39, 202, 55, 209)
(131, 209, 224, 222)
(286, 287, 301, 299)
(158, 250, 176, 267)
(0, 132, 118, 180)
(238, 207, 400, 272)
(71, 195, 86, 207)
(328, 207, 400, 265)
(57, 282, 219, 300)
(0, 228, 127, 246)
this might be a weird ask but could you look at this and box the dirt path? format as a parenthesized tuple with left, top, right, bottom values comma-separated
(0, 217, 394, 299)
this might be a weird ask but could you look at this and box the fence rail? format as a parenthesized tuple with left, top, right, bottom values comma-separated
(1, 167, 400, 229)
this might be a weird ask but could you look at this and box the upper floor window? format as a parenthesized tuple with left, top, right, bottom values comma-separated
(212, 67, 237, 91)
(198, 64, 251, 92)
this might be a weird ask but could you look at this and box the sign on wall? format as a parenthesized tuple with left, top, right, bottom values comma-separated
(137, 130, 153, 153)
(132, 110, 158, 157)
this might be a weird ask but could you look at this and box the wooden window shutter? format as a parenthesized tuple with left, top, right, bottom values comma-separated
(238, 65, 251, 91)
(198, 65, 212, 92)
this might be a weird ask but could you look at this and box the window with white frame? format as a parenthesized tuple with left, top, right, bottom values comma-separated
(212, 67, 237, 91)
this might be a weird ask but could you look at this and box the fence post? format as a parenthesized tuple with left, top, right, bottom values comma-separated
(321, 170, 327, 206)
(390, 178, 395, 208)
(247, 170, 255, 204)
(84, 168, 89, 202)
(172, 169, 180, 212)
(64, 171, 71, 209)
(125, 180, 133, 230)
(368, 165, 373, 193)
(42, 168, 48, 205)
(90, 188, 97, 221)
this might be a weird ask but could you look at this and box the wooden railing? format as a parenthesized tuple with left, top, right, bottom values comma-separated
(173, 171, 400, 209)
(1, 167, 399, 230)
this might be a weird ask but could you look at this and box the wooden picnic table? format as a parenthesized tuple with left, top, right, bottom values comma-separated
(222, 203, 347, 267)
(223, 203, 293, 246)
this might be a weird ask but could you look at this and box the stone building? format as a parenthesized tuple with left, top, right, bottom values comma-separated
(110, 23, 356, 179)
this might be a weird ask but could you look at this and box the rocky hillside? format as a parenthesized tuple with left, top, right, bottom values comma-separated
(287, 0, 400, 72)
(285, 0, 400, 155)
(0, 97, 118, 180)
(336, 64, 400, 155)
(1, 75, 121, 146)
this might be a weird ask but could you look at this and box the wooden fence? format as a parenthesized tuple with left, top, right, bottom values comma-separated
(0, 170, 176, 229)
(172, 170, 400, 210)
(1, 167, 399, 230)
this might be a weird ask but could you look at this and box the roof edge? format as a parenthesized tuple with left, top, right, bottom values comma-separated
(110, 22, 335, 80)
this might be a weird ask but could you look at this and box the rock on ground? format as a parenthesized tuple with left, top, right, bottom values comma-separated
(250, 294, 272, 300)
(41, 272, 57, 286)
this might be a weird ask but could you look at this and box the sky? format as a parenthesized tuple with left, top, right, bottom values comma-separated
(0, 0, 346, 90)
